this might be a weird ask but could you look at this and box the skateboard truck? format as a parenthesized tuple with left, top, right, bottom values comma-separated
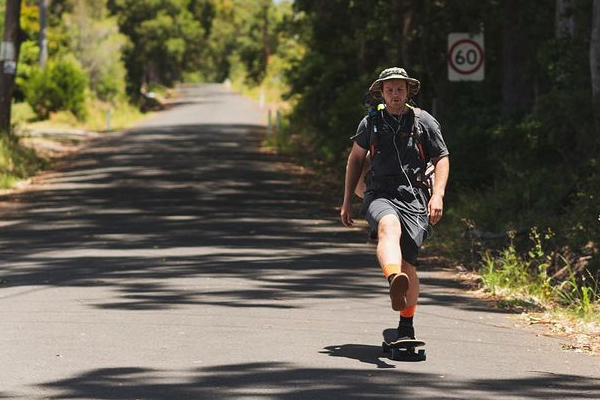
(382, 339, 426, 361)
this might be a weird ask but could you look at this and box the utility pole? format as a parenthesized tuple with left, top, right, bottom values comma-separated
(0, 0, 23, 135)
(38, 0, 48, 69)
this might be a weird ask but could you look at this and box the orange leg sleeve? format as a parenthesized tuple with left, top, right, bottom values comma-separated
(382, 264, 400, 278)
(400, 305, 416, 318)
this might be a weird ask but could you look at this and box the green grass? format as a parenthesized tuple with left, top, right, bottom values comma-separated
(11, 102, 38, 126)
(83, 99, 145, 132)
(23, 98, 145, 133)
(0, 134, 48, 189)
(479, 228, 600, 322)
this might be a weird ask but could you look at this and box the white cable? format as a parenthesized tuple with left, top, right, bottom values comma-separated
(382, 108, 432, 236)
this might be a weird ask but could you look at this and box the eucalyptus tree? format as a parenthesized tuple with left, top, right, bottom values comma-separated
(107, 0, 209, 95)
(63, 0, 127, 101)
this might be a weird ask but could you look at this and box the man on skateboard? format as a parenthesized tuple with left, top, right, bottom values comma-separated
(340, 67, 450, 343)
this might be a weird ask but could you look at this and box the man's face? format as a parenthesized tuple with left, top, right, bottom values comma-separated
(381, 79, 408, 112)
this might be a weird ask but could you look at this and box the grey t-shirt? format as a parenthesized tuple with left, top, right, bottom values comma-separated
(353, 107, 449, 180)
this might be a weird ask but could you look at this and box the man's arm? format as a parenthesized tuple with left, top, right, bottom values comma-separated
(428, 155, 449, 225)
(341, 142, 368, 227)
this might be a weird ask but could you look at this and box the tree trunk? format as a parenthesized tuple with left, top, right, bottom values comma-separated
(501, 0, 534, 116)
(401, 9, 414, 68)
(591, 0, 600, 101)
(556, 0, 575, 38)
(263, 0, 270, 69)
(38, 0, 48, 69)
(0, 0, 23, 135)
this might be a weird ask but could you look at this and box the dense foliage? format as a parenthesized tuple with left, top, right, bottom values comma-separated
(104, 0, 296, 96)
(5, 0, 127, 108)
(106, 0, 211, 96)
(284, 0, 600, 278)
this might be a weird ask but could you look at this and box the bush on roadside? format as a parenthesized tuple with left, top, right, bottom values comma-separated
(23, 55, 88, 121)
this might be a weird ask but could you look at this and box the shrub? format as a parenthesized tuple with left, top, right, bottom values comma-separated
(14, 40, 39, 103)
(23, 55, 88, 120)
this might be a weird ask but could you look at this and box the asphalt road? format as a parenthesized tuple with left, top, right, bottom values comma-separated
(1, 84, 598, 400)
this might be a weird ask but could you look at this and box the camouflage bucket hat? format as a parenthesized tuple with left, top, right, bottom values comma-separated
(368, 67, 421, 97)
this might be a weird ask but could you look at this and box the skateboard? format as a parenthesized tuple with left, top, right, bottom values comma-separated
(382, 328, 426, 361)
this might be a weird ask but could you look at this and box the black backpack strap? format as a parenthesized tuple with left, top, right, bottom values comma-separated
(366, 106, 382, 160)
(410, 107, 428, 164)
(410, 106, 435, 196)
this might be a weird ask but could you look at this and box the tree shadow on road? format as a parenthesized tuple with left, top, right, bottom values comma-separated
(34, 363, 600, 400)
(0, 121, 510, 316)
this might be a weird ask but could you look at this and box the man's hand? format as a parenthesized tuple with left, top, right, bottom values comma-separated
(428, 193, 443, 225)
(340, 202, 354, 227)
(341, 143, 368, 228)
(428, 156, 449, 226)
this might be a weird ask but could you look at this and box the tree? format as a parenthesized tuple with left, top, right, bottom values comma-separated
(107, 0, 209, 95)
(591, 0, 600, 102)
(0, 0, 22, 134)
(200, 0, 275, 84)
(556, 0, 575, 38)
(501, 0, 553, 116)
(38, 0, 48, 68)
(0, 0, 5, 30)
(63, 0, 127, 101)
(262, 0, 270, 68)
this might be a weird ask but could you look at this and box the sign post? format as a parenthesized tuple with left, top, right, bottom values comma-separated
(448, 33, 485, 81)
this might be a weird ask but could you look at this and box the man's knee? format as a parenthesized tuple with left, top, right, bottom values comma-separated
(378, 214, 401, 239)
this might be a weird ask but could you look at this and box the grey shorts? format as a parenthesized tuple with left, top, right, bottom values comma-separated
(364, 197, 429, 266)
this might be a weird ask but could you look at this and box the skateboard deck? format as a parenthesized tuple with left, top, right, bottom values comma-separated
(382, 328, 426, 361)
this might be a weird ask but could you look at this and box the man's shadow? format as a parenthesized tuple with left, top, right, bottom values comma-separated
(320, 344, 396, 369)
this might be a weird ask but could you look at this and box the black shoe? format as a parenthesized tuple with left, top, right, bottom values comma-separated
(397, 323, 415, 340)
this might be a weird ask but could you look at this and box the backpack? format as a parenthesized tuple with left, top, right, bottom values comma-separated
(354, 103, 435, 198)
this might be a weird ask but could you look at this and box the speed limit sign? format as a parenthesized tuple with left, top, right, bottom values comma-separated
(448, 33, 484, 81)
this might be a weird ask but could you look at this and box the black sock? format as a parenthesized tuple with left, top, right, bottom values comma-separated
(399, 315, 413, 326)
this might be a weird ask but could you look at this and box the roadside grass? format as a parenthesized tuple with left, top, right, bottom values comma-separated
(479, 228, 599, 322)
(16, 98, 145, 133)
(2, 99, 147, 191)
(476, 227, 600, 353)
(0, 133, 48, 189)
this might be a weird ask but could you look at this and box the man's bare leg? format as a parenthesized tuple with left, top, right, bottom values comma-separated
(401, 259, 419, 308)
(377, 214, 409, 311)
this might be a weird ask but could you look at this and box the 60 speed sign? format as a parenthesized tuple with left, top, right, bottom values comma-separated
(448, 33, 484, 81)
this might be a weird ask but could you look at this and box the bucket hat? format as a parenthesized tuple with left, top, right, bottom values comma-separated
(368, 67, 420, 97)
